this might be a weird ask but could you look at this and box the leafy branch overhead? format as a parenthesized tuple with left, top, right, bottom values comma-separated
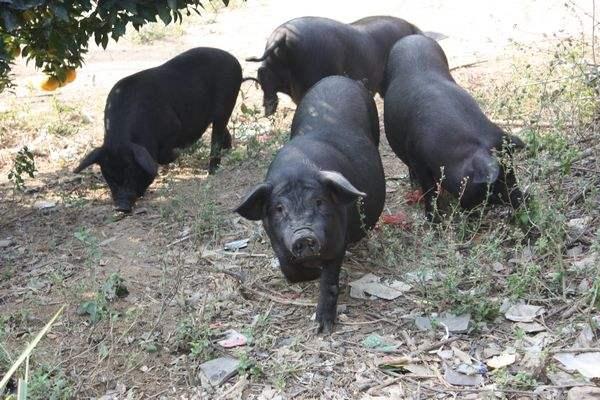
(0, 0, 238, 92)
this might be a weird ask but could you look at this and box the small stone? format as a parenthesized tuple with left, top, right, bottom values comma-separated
(516, 322, 546, 333)
(414, 313, 470, 333)
(554, 352, 600, 378)
(444, 366, 484, 386)
(486, 353, 516, 369)
(567, 217, 591, 237)
(199, 356, 239, 386)
(34, 200, 56, 210)
(567, 386, 600, 400)
(505, 304, 545, 322)
(224, 238, 249, 251)
(0, 239, 14, 249)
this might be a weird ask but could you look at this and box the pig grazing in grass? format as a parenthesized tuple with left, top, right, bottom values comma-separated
(248, 16, 422, 116)
(383, 35, 525, 219)
(75, 47, 242, 212)
(235, 76, 385, 333)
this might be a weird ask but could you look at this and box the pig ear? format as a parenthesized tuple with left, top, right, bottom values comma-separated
(74, 147, 104, 173)
(234, 183, 273, 221)
(471, 154, 500, 184)
(130, 143, 158, 177)
(319, 170, 366, 205)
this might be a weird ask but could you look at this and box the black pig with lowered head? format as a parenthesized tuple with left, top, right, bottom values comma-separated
(235, 76, 385, 333)
(383, 35, 525, 219)
(74, 47, 242, 212)
(248, 16, 422, 116)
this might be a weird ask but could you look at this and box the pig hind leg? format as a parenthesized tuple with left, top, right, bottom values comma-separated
(415, 168, 440, 221)
(207, 91, 237, 174)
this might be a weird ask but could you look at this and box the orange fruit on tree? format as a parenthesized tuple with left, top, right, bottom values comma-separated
(10, 46, 20, 58)
(65, 68, 77, 83)
(40, 76, 60, 91)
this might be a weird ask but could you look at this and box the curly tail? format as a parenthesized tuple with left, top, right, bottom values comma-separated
(246, 35, 285, 62)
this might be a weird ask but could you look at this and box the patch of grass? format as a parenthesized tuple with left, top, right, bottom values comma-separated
(127, 22, 184, 45)
(73, 227, 102, 267)
(236, 350, 263, 378)
(77, 273, 128, 323)
(493, 368, 538, 390)
(27, 365, 74, 400)
(174, 317, 214, 361)
(7, 146, 36, 190)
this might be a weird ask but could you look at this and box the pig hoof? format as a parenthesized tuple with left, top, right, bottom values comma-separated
(316, 314, 335, 335)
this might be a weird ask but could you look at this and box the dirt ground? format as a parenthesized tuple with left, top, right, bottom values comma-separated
(1, 1, 599, 399)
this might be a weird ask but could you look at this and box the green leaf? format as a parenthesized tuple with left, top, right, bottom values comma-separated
(157, 7, 172, 25)
(101, 34, 109, 49)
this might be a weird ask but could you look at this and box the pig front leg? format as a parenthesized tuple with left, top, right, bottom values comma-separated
(315, 258, 342, 334)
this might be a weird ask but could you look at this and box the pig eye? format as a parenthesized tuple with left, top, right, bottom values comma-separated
(315, 199, 323, 207)
(275, 204, 284, 213)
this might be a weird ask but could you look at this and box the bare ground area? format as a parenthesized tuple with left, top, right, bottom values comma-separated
(1, 1, 599, 399)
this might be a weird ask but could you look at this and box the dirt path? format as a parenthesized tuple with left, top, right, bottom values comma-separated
(1, 1, 598, 399)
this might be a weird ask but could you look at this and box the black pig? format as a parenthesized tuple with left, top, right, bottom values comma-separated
(235, 76, 385, 333)
(74, 47, 242, 212)
(383, 35, 525, 218)
(248, 16, 421, 116)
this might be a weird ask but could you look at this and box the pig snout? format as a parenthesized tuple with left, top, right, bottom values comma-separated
(264, 98, 278, 117)
(113, 192, 136, 213)
(291, 229, 321, 259)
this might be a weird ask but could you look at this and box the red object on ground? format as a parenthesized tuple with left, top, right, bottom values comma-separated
(405, 189, 424, 205)
(380, 212, 411, 229)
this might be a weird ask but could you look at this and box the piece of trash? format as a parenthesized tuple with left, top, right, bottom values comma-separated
(218, 329, 247, 348)
(405, 189, 423, 205)
(554, 352, 600, 378)
(486, 353, 516, 369)
(575, 324, 595, 348)
(270, 258, 280, 269)
(349, 273, 407, 300)
(224, 238, 249, 251)
(547, 370, 587, 386)
(199, 356, 239, 386)
(492, 262, 507, 273)
(0, 239, 14, 249)
(380, 212, 410, 229)
(414, 313, 471, 333)
(444, 366, 484, 386)
(362, 334, 398, 352)
(515, 322, 546, 333)
(566, 217, 591, 238)
(451, 346, 472, 365)
(570, 253, 598, 272)
(404, 363, 434, 376)
(566, 386, 600, 400)
(437, 349, 454, 360)
(34, 200, 56, 210)
(456, 363, 486, 376)
(405, 269, 436, 284)
(504, 304, 545, 322)
(378, 355, 414, 369)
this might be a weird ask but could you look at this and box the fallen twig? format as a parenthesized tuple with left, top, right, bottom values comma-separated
(549, 347, 600, 355)
(240, 285, 316, 307)
(450, 60, 488, 71)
